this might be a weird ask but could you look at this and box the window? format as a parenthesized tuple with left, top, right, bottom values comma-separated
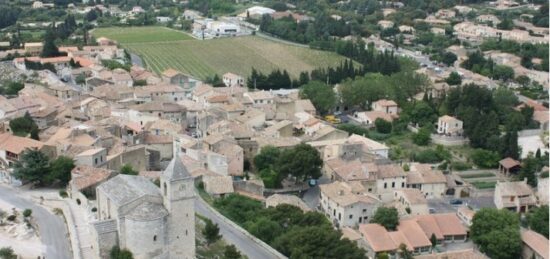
(362, 209, 367, 213)
(392, 182, 395, 188)
(384, 183, 387, 189)
(163, 182, 167, 196)
(95, 158, 98, 165)
(349, 215, 353, 219)
(153, 235, 157, 241)
(402, 182, 405, 188)
(338, 213, 341, 221)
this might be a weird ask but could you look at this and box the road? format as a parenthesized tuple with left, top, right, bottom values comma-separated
(427, 196, 495, 214)
(302, 176, 330, 210)
(0, 185, 71, 259)
(195, 198, 282, 259)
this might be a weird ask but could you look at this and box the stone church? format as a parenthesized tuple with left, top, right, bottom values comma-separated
(91, 156, 195, 259)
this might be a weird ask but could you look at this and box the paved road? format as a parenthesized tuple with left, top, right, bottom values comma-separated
(0, 185, 71, 259)
(302, 177, 330, 210)
(195, 198, 281, 259)
(427, 196, 495, 214)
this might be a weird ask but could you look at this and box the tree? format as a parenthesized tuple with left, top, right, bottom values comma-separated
(277, 143, 323, 181)
(470, 149, 500, 168)
(375, 118, 392, 134)
(41, 28, 60, 58)
(203, 218, 221, 246)
(370, 207, 399, 230)
(299, 81, 336, 115)
(223, 245, 242, 259)
(470, 208, 521, 259)
(247, 217, 282, 243)
(49, 156, 75, 186)
(110, 246, 133, 259)
(12, 149, 50, 185)
(0, 247, 17, 259)
(430, 233, 437, 248)
(254, 146, 281, 172)
(527, 205, 549, 238)
(413, 127, 431, 146)
(9, 112, 39, 137)
(445, 71, 462, 85)
(518, 155, 538, 187)
(440, 51, 457, 66)
(120, 164, 138, 175)
(398, 243, 413, 259)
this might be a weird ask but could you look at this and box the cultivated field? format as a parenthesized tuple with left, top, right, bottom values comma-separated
(92, 27, 347, 80)
(93, 26, 194, 43)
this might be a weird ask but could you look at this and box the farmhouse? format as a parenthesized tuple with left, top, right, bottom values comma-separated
(494, 179, 537, 213)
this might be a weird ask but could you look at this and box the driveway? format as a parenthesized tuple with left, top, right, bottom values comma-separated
(302, 177, 330, 210)
(195, 198, 283, 259)
(0, 185, 71, 259)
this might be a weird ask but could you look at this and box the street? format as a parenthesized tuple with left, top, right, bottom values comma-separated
(0, 185, 72, 259)
(427, 196, 495, 214)
(195, 197, 283, 259)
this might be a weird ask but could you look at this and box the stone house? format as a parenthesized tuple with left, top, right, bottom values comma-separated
(393, 188, 429, 216)
(319, 181, 381, 228)
(437, 115, 463, 136)
(406, 163, 447, 199)
(91, 157, 195, 259)
(372, 99, 400, 115)
(75, 148, 108, 168)
(494, 179, 537, 213)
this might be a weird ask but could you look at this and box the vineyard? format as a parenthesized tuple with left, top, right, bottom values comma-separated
(93, 27, 347, 80)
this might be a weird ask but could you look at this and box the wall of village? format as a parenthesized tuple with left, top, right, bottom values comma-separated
(124, 216, 167, 259)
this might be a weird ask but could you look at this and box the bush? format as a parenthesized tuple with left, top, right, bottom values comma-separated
(413, 127, 431, 146)
(471, 149, 500, 168)
(414, 149, 443, 163)
(451, 161, 472, 171)
(59, 190, 68, 198)
(375, 118, 392, 134)
(405, 207, 411, 214)
(23, 209, 32, 218)
(0, 247, 17, 259)
(7, 215, 16, 221)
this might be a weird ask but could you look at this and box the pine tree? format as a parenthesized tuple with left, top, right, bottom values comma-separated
(41, 28, 60, 58)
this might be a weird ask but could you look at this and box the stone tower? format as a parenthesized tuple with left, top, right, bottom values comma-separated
(161, 156, 195, 258)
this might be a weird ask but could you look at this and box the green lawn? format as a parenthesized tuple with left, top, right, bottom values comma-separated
(460, 172, 495, 179)
(92, 27, 347, 80)
(471, 181, 497, 189)
(92, 26, 194, 44)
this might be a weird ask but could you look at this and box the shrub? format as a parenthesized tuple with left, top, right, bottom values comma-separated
(375, 118, 392, 134)
(405, 207, 411, 214)
(23, 209, 32, 218)
(413, 127, 431, 146)
(471, 149, 500, 168)
(414, 149, 443, 163)
(451, 161, 472, 171)
(59, 190, 68, 198)
(7, 215, 16, 221)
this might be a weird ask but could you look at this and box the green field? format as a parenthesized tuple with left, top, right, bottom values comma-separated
(460, 172, 495, 179)
(471, 181, 497, 189)
(92, 27, 347, 80)
(93, 26, 194, 44)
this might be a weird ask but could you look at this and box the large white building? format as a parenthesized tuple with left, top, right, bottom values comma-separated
(319, 181, 381, 228)
(91, 156, 195, 259)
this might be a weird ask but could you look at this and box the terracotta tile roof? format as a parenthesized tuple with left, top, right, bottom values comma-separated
(415, 249, 488, 259)
(0, 133, 45, 154)
(162, 68, 181, 78)
(319, 181, 380, 207)
(397, 188, 427, 204)
(70, 165, 113, 191)
(376, 164, 406, 178)
(534, 110, 549, 124)
(496, 180, 535, 196)
(439, 115, 461, 123)
(407, 164, 446, 184)
(341, 227, 362, 241)
(521, 229, 549, 259)
(359, 224, 399, 252)
(499, 157, 521, 169)
(143, 134, 173, 144)
(374, 99, 398, 107)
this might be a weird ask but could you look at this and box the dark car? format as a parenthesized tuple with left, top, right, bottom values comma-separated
(449, 199, 463, 205)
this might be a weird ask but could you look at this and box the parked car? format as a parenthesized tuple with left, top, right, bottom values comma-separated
(449, 199, 463, 205)
(429, 208, 436, 214)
